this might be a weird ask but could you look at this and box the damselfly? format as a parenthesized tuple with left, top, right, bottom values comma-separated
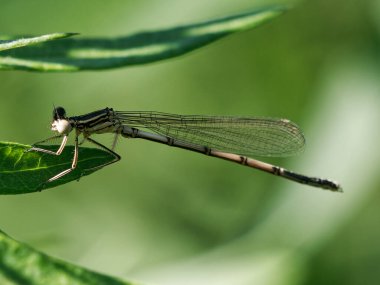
(29, 107, 341, 192)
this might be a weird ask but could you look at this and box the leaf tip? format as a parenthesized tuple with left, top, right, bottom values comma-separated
(64, 32, 80, 37)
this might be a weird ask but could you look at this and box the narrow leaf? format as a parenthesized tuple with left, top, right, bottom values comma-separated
(0, 33, 78, 52)
(0, 230, 133, 285)
(0, 142, 116, 194)
(0, 6, 287, 71)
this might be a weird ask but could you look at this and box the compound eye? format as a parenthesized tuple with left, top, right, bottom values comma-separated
(53, 106, 66, 120)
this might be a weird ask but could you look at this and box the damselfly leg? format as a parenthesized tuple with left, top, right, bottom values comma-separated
(29, 134, 120, 183)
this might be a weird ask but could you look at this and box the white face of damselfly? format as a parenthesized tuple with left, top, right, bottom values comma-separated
(52, 107, 72, 135)
(51, 119, 72, 134)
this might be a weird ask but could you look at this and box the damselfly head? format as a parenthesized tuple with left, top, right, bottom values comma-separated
(51, 106, 72, 134)
(53, 106, 67, 120)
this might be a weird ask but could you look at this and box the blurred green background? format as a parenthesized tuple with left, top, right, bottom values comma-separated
(1, 0, 380, 284)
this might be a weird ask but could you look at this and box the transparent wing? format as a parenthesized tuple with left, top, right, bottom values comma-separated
(115, 111, 305, 157)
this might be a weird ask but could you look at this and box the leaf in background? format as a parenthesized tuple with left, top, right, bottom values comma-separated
(0, 230, 132, 285)
(0, 142, 116, 194)
(0, 6, 288, 72)
(0, 33, 78, 52)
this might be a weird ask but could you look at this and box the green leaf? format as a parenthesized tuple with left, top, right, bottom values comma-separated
(0, 230, 133, 285)
(0, 33, 78, 52)
(0, 142, 116, 194)
(0, 6, 287, 72)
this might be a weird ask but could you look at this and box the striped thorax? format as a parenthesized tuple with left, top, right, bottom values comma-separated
(52, 107, 122, 137)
